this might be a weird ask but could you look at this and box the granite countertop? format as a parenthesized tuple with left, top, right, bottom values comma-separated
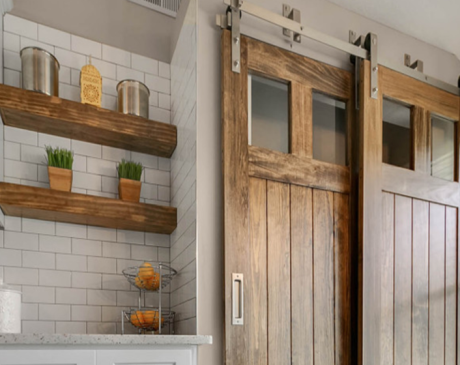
(0, 334, 212, 346)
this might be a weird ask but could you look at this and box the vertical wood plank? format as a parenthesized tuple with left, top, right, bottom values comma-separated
(290, 82, 312, 157)
(248, 178, 268, 364)
(334, 192, 351, 365)
(444, 206, 457, 365)
(412, 199, 429, 365)
(381, 192, 394, 365)
(348, 94, 359, 365)
(359, 60, 383, 365)
(267, 181, 291, 365)
(394, 195, 412, 365)
(291, 185, 314, 365)
(429, 203, 446, 365)
(222, 30, 249, 365)
(411, 106, 431, 173)
(313, 189, 335, 364)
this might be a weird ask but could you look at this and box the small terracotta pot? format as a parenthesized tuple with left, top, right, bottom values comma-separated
(118, 178, 141, 202)
(48, 166, 72, 192)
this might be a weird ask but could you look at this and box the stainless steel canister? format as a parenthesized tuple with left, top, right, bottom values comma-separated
(117, 80, 150, 119)
(20, 47, 60, 96)
(0, 279, 21, 333)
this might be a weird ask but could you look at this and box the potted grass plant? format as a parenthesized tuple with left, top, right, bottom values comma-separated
(45, 146, 74, 192)
(118, 159, 143, 202)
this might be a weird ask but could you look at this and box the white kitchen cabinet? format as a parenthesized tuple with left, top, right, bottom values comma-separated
(0, 334, 209, 365)
(97, 347, 196, 365)
(0, 350, 95, 365)
(0, 347, 197, 365)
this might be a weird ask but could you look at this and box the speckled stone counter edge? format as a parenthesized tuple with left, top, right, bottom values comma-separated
(0, 334, 212, 346)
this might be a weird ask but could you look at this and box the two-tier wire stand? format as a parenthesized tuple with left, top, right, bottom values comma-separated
(121, 262, 177, 334)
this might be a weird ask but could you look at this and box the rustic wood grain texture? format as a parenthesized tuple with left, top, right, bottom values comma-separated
(249, 145, 350, 194)
(222, 30, 250, 365)
(223, 30, 354, 365)
(359, 60, 383, 365)
(444, 206, 457, 365)
(248, 178, 268, 365)
(381, 66, 459, 121)
(382, 163, 459, 207)
(334, 192, 351, 365)
(347, 93, 359, 365)
(0, 182, 176, 234)
(267, 181, 291, 365)
(247, 37, 352, 100)
(290, 185, 313, 365)
(411, 106, 431, 173)
(313, 189, 334, 365)
(394, 195, 412, 365)
(290, 83, 312, 157)
(412, 199, 429, 365)
(380, 192, 395, 365)
(429, 203, 446, 365)
(0, 84, 177, 158)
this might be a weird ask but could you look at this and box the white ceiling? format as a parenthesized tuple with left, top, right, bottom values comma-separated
(327, 0, 460, 60)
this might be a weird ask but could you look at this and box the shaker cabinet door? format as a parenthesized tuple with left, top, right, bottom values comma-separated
(96, 348, 197, 365)
(0, 350, 95, 365)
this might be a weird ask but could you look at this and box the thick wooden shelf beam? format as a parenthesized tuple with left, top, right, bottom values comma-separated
(0, 84, 177, 158)
(0, 183, 177, 234)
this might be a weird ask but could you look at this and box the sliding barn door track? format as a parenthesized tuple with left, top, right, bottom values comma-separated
(216, 0, 460, 98)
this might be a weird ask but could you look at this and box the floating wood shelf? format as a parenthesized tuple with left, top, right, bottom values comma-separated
(0, 84, 177, 158)
(0, 183, 177, 234)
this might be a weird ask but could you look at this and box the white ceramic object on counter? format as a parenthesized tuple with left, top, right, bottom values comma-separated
(0, 279, 21, 334)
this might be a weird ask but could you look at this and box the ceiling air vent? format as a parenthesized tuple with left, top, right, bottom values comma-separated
(128, 0, 181, 18)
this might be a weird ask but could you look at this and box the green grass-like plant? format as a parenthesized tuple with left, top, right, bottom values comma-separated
(117, 159, 143, 181)
(45, 146, 74, 170)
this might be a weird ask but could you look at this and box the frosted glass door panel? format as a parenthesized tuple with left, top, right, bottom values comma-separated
(249, 75, 289, 153)
(312, 92, 347, 166)
(382, 98, 411, 169)
(431, 115, 455, 181)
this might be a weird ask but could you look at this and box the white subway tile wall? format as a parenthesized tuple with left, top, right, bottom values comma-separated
(0, 15, 174, 334)
(1, 217, 172, 333)
(3, 14, 171, 119)
(170, 1, 197, 335)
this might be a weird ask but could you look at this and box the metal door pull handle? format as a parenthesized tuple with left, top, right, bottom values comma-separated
(232, 273, 244, 325)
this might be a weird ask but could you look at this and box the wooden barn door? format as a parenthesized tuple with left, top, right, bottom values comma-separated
(359, 60, 459, 365)
(222, 30, 354, 365)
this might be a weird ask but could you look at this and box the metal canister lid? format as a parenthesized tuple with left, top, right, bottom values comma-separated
(20, 46, 61, 70)
(116, 79, 150, 96)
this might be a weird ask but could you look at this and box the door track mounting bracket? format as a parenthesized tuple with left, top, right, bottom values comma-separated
(216, 0, 243, 73)
(349, 30, 365, 109)
(282, 4, 301, 43)
(349, 31, 378, 100)
(404, 54, 424, 73)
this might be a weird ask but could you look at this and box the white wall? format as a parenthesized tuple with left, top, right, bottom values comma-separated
(170, 0, 197, 335)
(195, 0, 460, 364)
(0, 14, 173, 334)
(170, 0, 191, 60)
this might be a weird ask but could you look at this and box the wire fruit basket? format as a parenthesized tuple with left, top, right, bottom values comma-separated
(122, 308, 175, 334)
(122, 262, 177, 292)
(121, 262, 177, 335)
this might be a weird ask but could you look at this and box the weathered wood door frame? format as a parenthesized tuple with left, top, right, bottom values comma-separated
(359, 59, 460, 365)
(222, 29, 355, 365)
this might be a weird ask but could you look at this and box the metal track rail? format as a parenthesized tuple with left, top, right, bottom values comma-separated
(219, 0, 460, 97)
